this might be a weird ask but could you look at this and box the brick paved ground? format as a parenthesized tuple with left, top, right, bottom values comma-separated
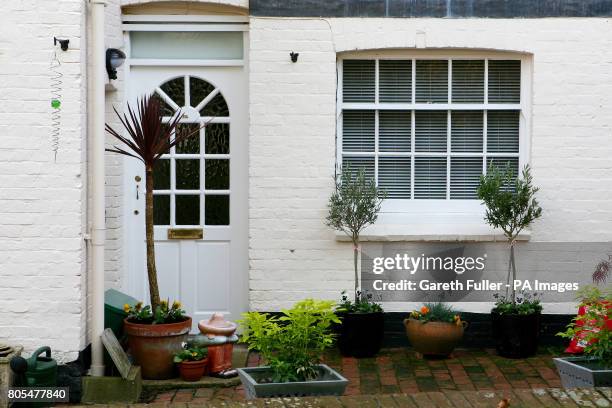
(145, 348, 570, 404)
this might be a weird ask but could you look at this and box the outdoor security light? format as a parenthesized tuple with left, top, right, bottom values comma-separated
(106, 48, 126, 80)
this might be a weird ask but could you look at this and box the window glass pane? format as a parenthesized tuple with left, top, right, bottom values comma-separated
(151, 93, 175, 116)
(414, 157, 447, 199)
(205, 124, 230, 154)
(343, 60, 375, 102)
(488, 60, 521, 103)
(343, 110, 375, 152)
(176, 195, 200, 225)
(379, 111, 411, 152)
(452, 60, 484, 103)
(130, 31, 243, 60)
(153, 159, 170, 190)
(342, 156, 375, 181)
(379, 157, 411, 199)
(416, 60, 448, 103)
(415, 111, 447, 152)
(451, 157, 482, 199)
(160, 77, 185, 107)
(451, 111, 483, 153)
(175, 123, 200, 154)
(205, 195, 229, 225)
(176, 159, 200, 190)
(487, 110, 519, 153)
(153, 195, 170, 225)
(205, 160, 230, 190)
(190, 77, 215, 108)
(200, 93, 229, 117)
(379, 60, 412, 103)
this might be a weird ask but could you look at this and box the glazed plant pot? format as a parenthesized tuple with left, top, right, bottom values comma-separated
(491, 312, 540, 358)
(337, 312, 384, 358)
(236, 364, 348, 399)
(124, 317, 192, 379)
(553, 357, 612, 388)
(178, 358, 208, 382)
(403, 318, 466, 357)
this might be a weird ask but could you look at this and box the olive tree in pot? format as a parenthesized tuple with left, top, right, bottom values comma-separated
(326, 167, 386, 358)
(106, 95, 200, 379)
(237, 299, 348, 399)
(477, 164, 542, 358)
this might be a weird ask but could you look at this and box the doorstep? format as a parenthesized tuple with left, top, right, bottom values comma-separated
(141, 345, 248, 392)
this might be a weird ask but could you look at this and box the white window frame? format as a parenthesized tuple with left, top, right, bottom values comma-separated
(336, 50, 532, 235)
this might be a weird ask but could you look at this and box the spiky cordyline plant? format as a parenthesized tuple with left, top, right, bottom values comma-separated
(106, 95, 201, 311)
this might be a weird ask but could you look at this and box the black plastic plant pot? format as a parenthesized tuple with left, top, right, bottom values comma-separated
(491, 311, 541, 358)
(338, 311, 384, 358)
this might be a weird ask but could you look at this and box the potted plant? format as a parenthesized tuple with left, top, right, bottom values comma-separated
(106, 96, 200, 379)
(236, 299, 348, 399)
(555, 267, 611, 387)
(174, 345, 209, 382)
(478, 164, 543, 358)
(326, 167, 386, 357)
(404, 303, 467, 357)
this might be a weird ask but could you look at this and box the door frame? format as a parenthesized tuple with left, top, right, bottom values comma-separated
(120, 14, 249, 322)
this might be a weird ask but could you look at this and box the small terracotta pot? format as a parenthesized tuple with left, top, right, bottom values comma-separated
(178, 358, 209, 382)
(403, 318, 467, 357)
(124, 317, 192, 380)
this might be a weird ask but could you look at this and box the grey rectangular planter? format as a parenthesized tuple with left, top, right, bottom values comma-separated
(236, 364, 348, 399)
(553, 357, 612, 388)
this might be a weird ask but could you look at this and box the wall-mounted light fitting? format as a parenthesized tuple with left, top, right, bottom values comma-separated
(54, 37, 69, 51)
(106, 48, 126, 80)
(290, 51, 299, 63)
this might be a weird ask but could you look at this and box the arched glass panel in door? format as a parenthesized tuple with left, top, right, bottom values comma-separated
(151, 75, 230, 227)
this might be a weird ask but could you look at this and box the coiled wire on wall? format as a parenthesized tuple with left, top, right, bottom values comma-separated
(50, 49, 63, 162)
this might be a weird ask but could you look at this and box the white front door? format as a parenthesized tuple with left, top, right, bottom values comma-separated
(125, 66, 248, 329)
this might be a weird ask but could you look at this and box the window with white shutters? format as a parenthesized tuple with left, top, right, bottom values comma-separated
(340, 57, 523, 201)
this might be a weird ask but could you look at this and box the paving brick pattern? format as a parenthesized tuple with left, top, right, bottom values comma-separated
(140, 348, 584, 405)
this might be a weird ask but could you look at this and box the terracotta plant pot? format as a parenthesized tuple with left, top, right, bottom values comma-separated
(178, 358, 209, 382)
(403, 318, 466, 357)
(124, 317, 192, 379)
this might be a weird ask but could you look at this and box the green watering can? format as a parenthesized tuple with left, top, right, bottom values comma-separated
(25, 347, 57, 387)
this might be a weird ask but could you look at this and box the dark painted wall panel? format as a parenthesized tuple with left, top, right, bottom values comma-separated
(251, 0, 612, 18)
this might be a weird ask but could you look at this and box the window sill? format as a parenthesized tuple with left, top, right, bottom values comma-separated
(335, 224, 531, 243)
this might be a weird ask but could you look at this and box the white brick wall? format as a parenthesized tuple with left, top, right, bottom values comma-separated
(248, 17, 612, 311)
(0, 0, 87, 362)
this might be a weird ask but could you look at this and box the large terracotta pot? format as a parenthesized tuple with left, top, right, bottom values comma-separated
(124, 317, 192, 379)
(178, 358, 208, 382)
(403, 318, 466, 357)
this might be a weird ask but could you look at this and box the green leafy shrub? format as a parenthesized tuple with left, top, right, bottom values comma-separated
(239, 299, 340, 383)
(124, 299, 187, 324)
(326, 167, 386, 308)
(409, 303, 463, 325)
(174, 346, 207, 363)
(477, 164, 542, 313)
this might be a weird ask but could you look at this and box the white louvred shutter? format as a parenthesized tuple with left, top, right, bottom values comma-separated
(450, 157, 483, 199)
(343, 60, 375, 102)
(414, 157, 446, 199)
(487, 110, 519, 153)
(416, 60, 448, 104)
(488, 60, 521, 103)
(342, 156, 375, 181)
(452, 60, 484, 103)
(415, 111, 447, 152)
(378, 157, 411, 199)
(379, 60, 412, 103)
(451, 111, 483, 153)
(379, 111, 411, 152)
(342, 110, 375, 152)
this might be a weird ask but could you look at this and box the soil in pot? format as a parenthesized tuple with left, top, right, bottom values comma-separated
(338, 312, 384, 358)
(179, 358, 208, 382)
(124, 317, 192, 380)
(491, 312, 540, 358)
(403, 319, 466, 357)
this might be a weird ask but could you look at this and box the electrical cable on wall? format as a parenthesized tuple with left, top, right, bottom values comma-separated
(50, 46, 63, 162)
